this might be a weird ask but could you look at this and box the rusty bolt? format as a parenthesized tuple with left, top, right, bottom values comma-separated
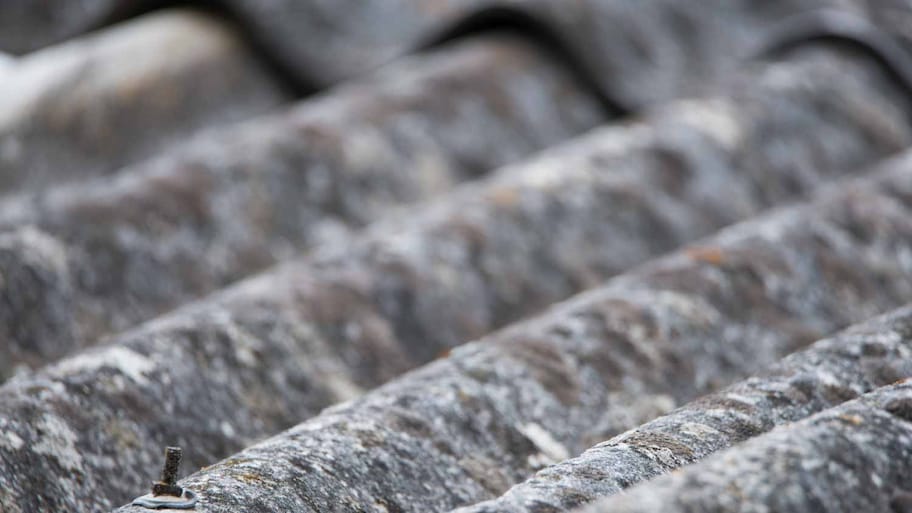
(151, 446, 184, 497)
(132, 446, 198, 509)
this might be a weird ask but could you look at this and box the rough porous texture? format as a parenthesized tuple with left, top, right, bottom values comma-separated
(584, 379, 912, 513)
(0, 35, 604, 377)
(1, 46, 910, 512)
(0, 8, 289, 193)
(4, 0, 912, 109)
(454, 306, 912, 513)
(104, 149, 912, 513)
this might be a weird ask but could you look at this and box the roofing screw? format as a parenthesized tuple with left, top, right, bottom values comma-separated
(152, 446, 184, 497)
(131, 446, 198, 510)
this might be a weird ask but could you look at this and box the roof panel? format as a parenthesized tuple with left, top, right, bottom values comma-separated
(4, 43, 912, 511)
(0, 35, 604, 379)
(112, 144, 912, 513)
(585, 378, 912, 513)
(454, 301, 912, 513)
(2, 3, 912, 513)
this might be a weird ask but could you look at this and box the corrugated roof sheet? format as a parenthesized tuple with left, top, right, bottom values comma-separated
(0, 34, 604, 379)
(112, 147, 912, 513)
(3, 2, 912, 513)
(455, 298, 912, 513)
(583, 371, 912, 513)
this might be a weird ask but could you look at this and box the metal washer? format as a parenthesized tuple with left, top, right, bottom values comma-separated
(132, 489, 198, 510)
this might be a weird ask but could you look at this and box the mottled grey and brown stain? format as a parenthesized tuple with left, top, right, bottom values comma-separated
(0, 35, 605, 378)
(583, 380, 912, 513)
(109, 147, 912, 513)
(452, 307, 912, 513)
(4, 47, 912, 512)
(0, 9, 289, 192)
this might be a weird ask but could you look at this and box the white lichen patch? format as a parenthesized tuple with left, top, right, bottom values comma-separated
(678, 421, 722, 439)
(324, 373, 365, 402)
(220, 421, 236, 438)
(227, 322, 262, 368)
(52, 346, 154, 385)
(669, 99, 743, 149)
(652, 395, 678, 415)
(724, 392, 763, 407)
(1, 429, 24, 451)
(519, 422, 569, 463)
(235, 343, 259, 367)
(872, 472, 883, 488)
(514, 124, 647, 191)
(32, 414, 82, 470)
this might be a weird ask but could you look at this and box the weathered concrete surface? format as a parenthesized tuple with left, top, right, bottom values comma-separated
(583, 379, 912, 513)
(0, 36, 605, 378)
(3, 0, 912, 109)
(0, 44, 909, 380)
(1, 47, 911, 513)
(0, 44, 905, 512)
(0, 9, 289, 193)
(454, 306, 912, 513)
(104, 148, 912, 513)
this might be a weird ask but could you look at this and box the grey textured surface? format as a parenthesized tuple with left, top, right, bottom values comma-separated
(104, 147, 912, 513)
(0, 9, 289, 193)
(4, 0, 912, 109)
(3, 45, 911, 513)
(584, 378, 912, 513)
(0, 35, 605, 379)
(455, 305, 912, 513)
